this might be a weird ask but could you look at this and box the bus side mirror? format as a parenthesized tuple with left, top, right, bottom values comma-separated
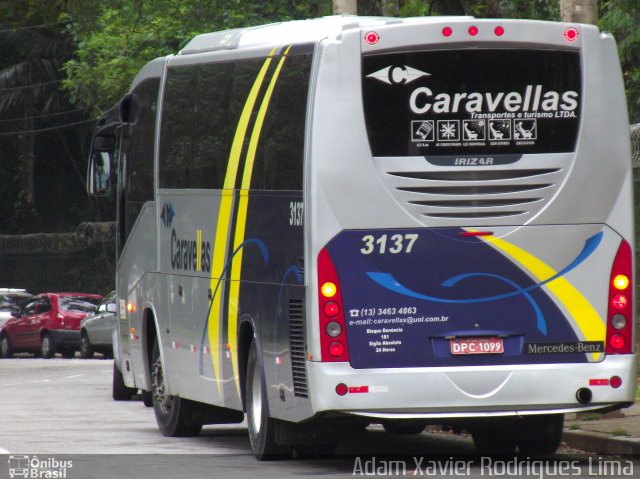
(119, 93, 140, 125)
(87, 134, 116, 196)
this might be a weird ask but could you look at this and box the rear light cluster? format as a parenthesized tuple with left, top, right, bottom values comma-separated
(441, 25, 505, 38)
(606, 240, 634, 354)
(317, 248, 349, 362)
(439, 25, 578, 42)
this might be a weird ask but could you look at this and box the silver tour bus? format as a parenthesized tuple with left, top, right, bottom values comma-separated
(87, 16, 636, 457)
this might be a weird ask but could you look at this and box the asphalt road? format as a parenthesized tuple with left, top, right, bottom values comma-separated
(0, 358, 636, 479)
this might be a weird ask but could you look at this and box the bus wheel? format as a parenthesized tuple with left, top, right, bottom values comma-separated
(382, 420, 427, 435)
(471, 421, 518, 454)
(142, 390, 153, 407)
(517, 414, 564, 454)
(151, 339, 203, 437)
(112, 362, 136, 401)
(246, 339, 291, 460)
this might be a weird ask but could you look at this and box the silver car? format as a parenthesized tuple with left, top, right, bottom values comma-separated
(0, 289, 32, 329)
(79, 291, 116, 359)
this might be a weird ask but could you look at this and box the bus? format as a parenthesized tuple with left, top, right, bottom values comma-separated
(87, 15, 636, 457)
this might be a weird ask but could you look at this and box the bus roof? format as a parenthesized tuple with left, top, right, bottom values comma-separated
(179, 15, 472, 55)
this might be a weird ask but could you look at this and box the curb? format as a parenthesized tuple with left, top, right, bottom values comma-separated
(562, 429, 640, 455)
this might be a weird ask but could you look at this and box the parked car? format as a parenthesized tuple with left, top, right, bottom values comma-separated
(0, 292, 102, 358)
(80, 291, 116, 359)
(0, 288, 33, 329)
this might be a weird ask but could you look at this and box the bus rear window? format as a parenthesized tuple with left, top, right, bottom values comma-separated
(362, 49, 581, 159)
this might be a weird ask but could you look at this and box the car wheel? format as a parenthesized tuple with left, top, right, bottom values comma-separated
(112, 361, 136, 401)
(40, 333, 55, 359)
(80, 332, 95, 359)
(246, 339, 292, 460)
(151, 339, 203, 436)
(0, 334, 13, 358)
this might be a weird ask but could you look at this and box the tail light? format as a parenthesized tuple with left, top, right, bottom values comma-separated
(606, 240, 634, 354)
(317, 248, 349, 362)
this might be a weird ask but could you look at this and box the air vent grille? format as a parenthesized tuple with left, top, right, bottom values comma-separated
(384, 168, 562, 221)
(289, 298, 308, 398)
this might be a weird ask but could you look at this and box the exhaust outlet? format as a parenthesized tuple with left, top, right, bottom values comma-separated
(576, 387, 592, 404)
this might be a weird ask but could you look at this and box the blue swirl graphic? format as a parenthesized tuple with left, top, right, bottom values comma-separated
(366, 232, 602, 335)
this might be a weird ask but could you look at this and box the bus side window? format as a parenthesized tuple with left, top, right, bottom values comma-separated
(118, 77, 159, 255)
(252, 52, 312, 191)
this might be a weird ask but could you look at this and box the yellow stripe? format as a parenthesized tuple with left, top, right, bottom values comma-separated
(227, 47, 291, 396)
(196, 229, 202, 272)
(208, 51, 275, 394)
(476, 232, 605, 361)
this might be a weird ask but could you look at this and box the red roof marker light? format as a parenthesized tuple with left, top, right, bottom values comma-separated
(364, 31, 380, 45)
(442, 26, 453, 37)
(564, 27, 579, 42)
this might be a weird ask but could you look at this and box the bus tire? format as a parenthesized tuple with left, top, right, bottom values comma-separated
(151, 339, 203, 437)
(517, 414, 564, 454)
(246, 339, 291, 460)
(471, 420, 518, 455)
(142, 390, 153, 407)
(112, 361, 136, 401)
(382, 420, 427, 435)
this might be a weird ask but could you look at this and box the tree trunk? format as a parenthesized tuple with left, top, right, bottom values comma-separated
(560, 0, 598, 25)
(430, 0, 466, 15)
(382, 0, 399, 17)
(22, 90, 36, 207)
(333, 0, 357, 15)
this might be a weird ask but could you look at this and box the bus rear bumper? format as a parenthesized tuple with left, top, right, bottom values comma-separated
(306, 355, 637, 419)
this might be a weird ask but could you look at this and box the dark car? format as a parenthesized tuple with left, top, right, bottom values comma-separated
(80, 291, 116, 359)
(0, 292, 102, 358)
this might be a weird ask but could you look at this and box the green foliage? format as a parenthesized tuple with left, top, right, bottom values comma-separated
(62, 0, 331, 114)
(600, 0, 640, 123)
(398, 0, 559, 19)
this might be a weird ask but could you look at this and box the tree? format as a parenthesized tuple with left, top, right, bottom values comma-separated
(334, 0, 358, 14)
(0, 24, 76, 208)
(62, 0, 332, 116)
(0, 2, 97, 233)
(560, 0, 598, 24)
(600, 0, 640, 123)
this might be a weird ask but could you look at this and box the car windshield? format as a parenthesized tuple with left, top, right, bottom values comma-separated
(59, 296, 101, 313)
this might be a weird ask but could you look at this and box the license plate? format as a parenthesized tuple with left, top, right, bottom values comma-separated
(450, 337, 504, 355)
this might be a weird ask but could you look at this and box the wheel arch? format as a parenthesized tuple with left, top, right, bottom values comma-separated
(142, 306, 159, 391)
(238, 318, 256, 412)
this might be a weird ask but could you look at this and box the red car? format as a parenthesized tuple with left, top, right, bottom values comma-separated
(0, 292, 103, 358)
